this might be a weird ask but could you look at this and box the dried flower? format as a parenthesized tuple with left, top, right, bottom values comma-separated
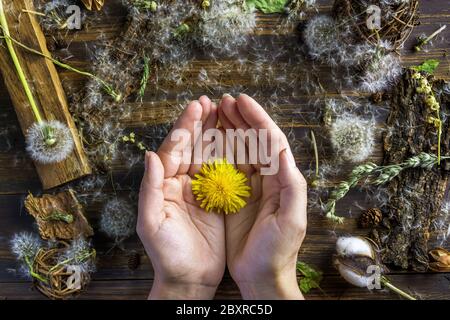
(329, 114, 375, 163)
(192, 159, 251, 214)
(325, 153, 450, 223)
(100, 198, 137, 241)
(411, 71, 442, 163)
(334, 236, 416, 300)
(26, 120, 74, 164)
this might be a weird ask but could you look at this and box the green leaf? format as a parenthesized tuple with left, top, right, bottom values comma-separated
(246, 0, 290, 13)
(296, 261, 323, 294)
(411, 59, 440, 74)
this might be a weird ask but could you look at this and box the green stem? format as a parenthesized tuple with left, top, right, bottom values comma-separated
(0, 28, 121, 102)
(381, 277, 416, 300)
(0, 0, 43, 123)
(24, 255, 47, 284)
(49, 250, 95, 273)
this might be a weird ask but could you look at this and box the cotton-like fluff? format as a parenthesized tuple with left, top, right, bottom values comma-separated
(10, 232, 42, 278)
(329, 114, 375, 163)
(196, 0, 256, 56)
(57, 238, 96, 274)
(336, 236, 375, 259)
(10, 232, 42, 261)
(25, 120, 74, 164)
(100, 198, 136, 241)
(303, 15, 341, 64)
(359, 50, 402, 93)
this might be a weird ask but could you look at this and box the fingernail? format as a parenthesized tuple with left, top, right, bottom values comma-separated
(222, 93, 232, 99)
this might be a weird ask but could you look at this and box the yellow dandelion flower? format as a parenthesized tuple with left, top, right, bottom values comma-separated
(192, 159, 251, 214)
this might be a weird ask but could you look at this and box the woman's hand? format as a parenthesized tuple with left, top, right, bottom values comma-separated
(137, 96, 226, 300)
(219, 94, 308, 300)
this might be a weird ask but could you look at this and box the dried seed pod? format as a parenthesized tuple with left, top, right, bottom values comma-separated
(127, 251, 141, 270)
(429, 248, 450, 272)
(359, 208, 383, 228)
(336, 236, 376, 259)
(81, 0, 105, 11)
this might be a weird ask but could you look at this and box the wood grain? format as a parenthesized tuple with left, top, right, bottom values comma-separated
(0, 0, 91, 189)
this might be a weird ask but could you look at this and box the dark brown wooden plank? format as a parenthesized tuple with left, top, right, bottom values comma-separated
(1, 273, 449, 300)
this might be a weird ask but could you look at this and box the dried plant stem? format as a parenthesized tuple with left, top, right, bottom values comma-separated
(25, 255, 48, 283)
(0, 0, 43, 123)
(325, 153, 450, 223)
(415, 25, 446, 52)
(0, 30, 122, 102)
(381, 276, 416, 300)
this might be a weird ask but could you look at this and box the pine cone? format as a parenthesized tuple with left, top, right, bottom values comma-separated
(359, 208, 383, 228)
(127, 251, 141, 270)
(81, 0, 105, 11)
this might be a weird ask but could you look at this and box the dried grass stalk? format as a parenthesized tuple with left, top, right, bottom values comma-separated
(332, 0, 418, 50)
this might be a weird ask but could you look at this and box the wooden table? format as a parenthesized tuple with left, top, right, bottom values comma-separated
(0, 0, 449, 300)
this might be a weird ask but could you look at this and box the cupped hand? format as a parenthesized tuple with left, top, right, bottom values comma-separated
(137, 96, 226, 300)
(219, 94, 308, 300)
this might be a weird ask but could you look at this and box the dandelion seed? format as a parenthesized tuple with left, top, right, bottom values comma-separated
(26, 120, 74, 164)
(192, 159, 251, 214)
(100, 198, 136, 241)
(329, 114, 375, 163)
(56, 238, 96, 274)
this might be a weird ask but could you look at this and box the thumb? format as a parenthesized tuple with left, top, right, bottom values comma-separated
(138, 151, 165, 235)
(276, 149, 307, 233)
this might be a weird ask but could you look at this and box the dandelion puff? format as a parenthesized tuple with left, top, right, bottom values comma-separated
(100, 198, 136, 241)
(359, 43, 402, 93)
(57, 238, 96, 274)
(196, 0, 256, 56)
(329, 114, 375, 163)
(10, 232, 42, 261)
(192, 159, 251, 214)
(303, 15, 341, 65)
(25, 120, 74, 164)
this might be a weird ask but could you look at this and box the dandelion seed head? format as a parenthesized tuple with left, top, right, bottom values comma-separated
(330, 114, 375, 163)
(100, 198, 136, 241)
(10, 232, 42, 261)
(25, 120, 74, 164)
(196, 0, 256, 56)
(303, 15, 341, 64)
(57, 238, 96, 274)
